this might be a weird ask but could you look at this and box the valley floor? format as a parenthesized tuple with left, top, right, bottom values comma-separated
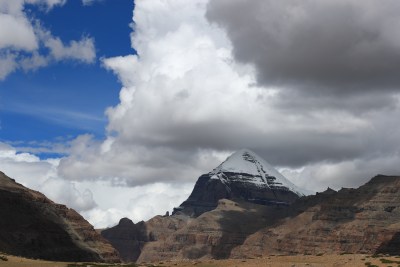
(1, 253, 399, 267)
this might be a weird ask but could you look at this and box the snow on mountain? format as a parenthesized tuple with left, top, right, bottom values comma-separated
(174, 148, 310, 217)
(210, 149, 308, 196)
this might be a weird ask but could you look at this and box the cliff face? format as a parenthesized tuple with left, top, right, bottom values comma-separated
(232, 175, 400, 257)
(0, 171, 120, 263)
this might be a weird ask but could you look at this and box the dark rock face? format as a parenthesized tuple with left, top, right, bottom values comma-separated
(101, 214, 189, 263)
(174, 149, 304, 217)
(175, 172, 299, 217)
(0, 171, 120, 262)
(173, 174, 229, 216)
(101, 218, 148, 262)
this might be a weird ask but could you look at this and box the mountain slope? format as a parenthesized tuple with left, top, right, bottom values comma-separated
(174, 149, 307, 217)
(138, 199, 285, 262)
(0, 171, 120, 262)
(232, 175, 400, 257)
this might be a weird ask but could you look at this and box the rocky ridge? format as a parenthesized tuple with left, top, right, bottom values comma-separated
(111, 175, 400, 263)
(232, 175, 400, 257)
(0, 171, 120, 262)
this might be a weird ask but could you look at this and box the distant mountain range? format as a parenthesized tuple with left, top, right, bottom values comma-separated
(1, 149, 400, 263)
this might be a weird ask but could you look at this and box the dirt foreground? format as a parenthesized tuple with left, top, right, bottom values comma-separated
(152, 254, 400, 267)
(1, 253, 399, 267)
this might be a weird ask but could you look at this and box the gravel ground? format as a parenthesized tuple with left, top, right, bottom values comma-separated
(1, 253, 397, 267)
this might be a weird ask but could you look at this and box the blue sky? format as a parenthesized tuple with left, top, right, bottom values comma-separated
(0, 0, 134, 156)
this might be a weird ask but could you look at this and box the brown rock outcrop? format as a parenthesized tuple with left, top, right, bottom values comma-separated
(0, 171, 120, 262)
(232, 175, 400, 257)
(138, 199, 287, 262)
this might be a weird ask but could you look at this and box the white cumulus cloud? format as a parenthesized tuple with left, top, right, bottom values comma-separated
(42, 32, 96, 63)
(0, 0, 96, 80)
(0, 142, 97, 213)
(0, 13, 38, 51)
(0, 141, 193, 228)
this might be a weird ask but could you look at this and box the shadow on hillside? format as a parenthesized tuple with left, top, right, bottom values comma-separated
(101, 219, 148, 262)
(210, 203, 289, 259)
(0, 190, 101, 262)
(376, 232, 400, 255)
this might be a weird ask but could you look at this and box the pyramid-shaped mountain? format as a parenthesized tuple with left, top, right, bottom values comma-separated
(173, 149, 308, 217)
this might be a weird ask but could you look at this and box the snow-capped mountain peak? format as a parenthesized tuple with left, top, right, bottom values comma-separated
(175, 149, 309, 217)
(210, 149, 307, 196)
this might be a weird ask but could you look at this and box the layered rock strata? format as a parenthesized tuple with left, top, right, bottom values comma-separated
(232, 175, 400, 257)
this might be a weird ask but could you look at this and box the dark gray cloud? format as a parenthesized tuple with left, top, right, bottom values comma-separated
(55, 0, 400, 194)
(203, 0, 400, 185)
(206, 0, 400, 94)
(272, 89, 399, 115)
